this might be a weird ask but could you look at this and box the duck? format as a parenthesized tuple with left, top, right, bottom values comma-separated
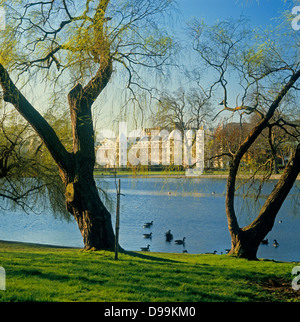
(273, 239, 279, 247)
(143, 232, 152, 239)
(174, 237, 186, 245)
(165, 230, 173, 242)
(140, 244, 150, 251)
(261, 239, 269, 245)
(279, 220, 283, 224)
(143, 221, 153, 228)
(183, 249, 188, 253)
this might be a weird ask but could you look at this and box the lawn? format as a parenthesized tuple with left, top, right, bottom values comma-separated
(0, 241, 298, 302)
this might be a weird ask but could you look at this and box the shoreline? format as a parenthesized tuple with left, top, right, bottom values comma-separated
(95, 173, 300, 180)
(0, 239, 298, 264)
(0, 239, 297, 263)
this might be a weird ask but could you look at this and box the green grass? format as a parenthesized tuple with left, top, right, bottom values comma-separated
(0, 241, 299, 302)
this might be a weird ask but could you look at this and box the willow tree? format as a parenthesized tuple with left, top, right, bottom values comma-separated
(189, 18, 300, 259)
(0, 0, 174, 250)
(0, 108, 70, 215)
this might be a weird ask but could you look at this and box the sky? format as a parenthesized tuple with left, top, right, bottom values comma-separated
(135, 0, 299, 127)
(4, 0, 298, 131)
(178, 0, 295, 26)
(101, 0, 300, 130)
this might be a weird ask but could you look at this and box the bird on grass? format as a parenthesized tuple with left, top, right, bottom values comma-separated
(140, 245, 150, 251)
(143, 221, 153, 228)
(205, 250, 217, 254)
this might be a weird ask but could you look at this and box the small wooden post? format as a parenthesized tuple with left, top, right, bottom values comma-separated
(115, 179, 121, 260)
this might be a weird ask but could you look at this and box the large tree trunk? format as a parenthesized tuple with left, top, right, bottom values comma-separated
(64, 80, 116, 250)
(223, 69, 300, 260)
(0, 59, 117, 251)
(227, 143, 300, 260)
(65, 176, 115, 250)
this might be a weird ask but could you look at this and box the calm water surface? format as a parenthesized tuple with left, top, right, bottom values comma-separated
(0, 177, 299, 262)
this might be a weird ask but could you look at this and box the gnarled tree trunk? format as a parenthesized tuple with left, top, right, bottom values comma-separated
(64, 82, 116, 250)
(0, 57, 116, 251)
(65, 176, 115, 250)
(225, 68, 300, 260)
(228, 144, 300, 259)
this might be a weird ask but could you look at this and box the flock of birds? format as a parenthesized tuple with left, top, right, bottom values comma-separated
(140, 221, 187, 253)
(140, 219, 283, 253)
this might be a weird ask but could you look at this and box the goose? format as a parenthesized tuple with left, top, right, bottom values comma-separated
(143, 232, 152, 239)
(174, 237, 186, 245)
(165, 230, 173, 242)
(140, 244, 150, 251)
(261, 239, 269, 245)
(273, 239, 279, 247)
(143, 221, 153, 228)
(205, 250, 217, 254)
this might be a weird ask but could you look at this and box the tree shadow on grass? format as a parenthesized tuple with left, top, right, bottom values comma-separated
(123, 250, 181, 263)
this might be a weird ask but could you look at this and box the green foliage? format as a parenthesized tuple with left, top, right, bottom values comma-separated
(0, 0, 175, 96)
(0, 109, 71, 219)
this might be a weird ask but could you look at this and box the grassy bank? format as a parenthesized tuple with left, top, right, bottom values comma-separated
(0, 241, 298, 302)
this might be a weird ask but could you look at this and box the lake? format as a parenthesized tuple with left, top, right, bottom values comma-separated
(0, 177, 299, 262)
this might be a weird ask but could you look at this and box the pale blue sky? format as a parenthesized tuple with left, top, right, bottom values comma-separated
(179, 0, 294, 26)
(98, 0, 299, 130)
(21, 0, 298, 130)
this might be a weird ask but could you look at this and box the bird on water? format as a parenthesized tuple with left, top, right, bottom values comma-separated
(140, 245, 150, 251)
(143, 221, 153, 228)
(174, 237, 186, 245)
(165, 230, 173, 242)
